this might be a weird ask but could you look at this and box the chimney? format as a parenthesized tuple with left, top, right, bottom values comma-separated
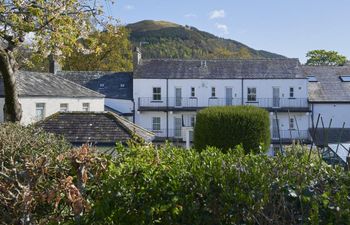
(133, 47, 142, 69)
(49, 54, 61, 74)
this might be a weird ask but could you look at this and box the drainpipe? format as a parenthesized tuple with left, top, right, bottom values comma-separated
(132, 99, 135, 123)
(166, 78, 169, 138)
(241, 78, 244, 105)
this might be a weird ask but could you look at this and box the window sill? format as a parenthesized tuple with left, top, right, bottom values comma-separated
(288, 97, 296, 99)
(151, 100, 163, 103)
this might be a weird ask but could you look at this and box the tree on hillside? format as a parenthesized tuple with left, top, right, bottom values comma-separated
(306, 50, 347, 66)
(0, 0, 113, 122)
(63, 25, 133, 71)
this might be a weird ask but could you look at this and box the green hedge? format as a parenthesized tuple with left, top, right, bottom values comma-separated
(87, 143, 350, 225)
(194, 106, 270, 153)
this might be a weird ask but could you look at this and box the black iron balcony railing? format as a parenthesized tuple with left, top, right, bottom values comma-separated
(272, 130, 310, 140)
(138, 97, 199, 109)
(138, 97, 309, 110)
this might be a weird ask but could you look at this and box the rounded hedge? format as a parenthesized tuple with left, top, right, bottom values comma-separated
(194, 106, 270, 153)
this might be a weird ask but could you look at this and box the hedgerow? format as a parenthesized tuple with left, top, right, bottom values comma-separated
(87, 143, 350, 225)
(194, 106, 270, 153)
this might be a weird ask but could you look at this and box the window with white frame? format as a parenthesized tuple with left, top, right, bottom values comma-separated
(152, 117, 161, 131)
(190, 116, 196, 127)
(35, 103, 45, 120)
(289, 87, 294, 98)
(99, 83, 105, 89)
(289, 118, 295, 130)
(247, 87, 257, 101)
(211, 87, 216, 97)
(191, 87, 195, 97)
(153, 87, 161, 101)
(82, 103, 90, 111)
(60, 103, 68, 112)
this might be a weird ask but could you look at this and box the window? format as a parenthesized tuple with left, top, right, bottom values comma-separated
(190, 116, 196, 127)
(339, 76, 350, 82)
(153, 87, 161, 101)
(152, 117, 161, 131)
(99, 83, 105, 89)
(289, 87, 294, 98)
(307, 76, 318, 82)
(120, 83, 125, 88)
(191, 87, 195, 97)
(289, 118, 295, 130)
(247, 87, 257, 101)
(82, 103, 90, 112)
(35, 103, 45, 120)
(60, 103, 68, 112)
(211, 87, 216, 97)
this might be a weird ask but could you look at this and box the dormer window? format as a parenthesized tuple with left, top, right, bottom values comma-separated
(307, 76, 318, 82)
(120, 83, 125, 88)
(339, 76, 350, 82)
(99, 83, 105, 89)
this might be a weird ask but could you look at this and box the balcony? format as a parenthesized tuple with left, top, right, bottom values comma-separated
(138, 97, 309, 112)
(138, 97, 201, 111)
(271, 130, 311, 144)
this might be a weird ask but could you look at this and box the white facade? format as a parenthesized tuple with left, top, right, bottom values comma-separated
(311, 103, 350, 128)
(134, 78, 310, 143)
(0, 96, 104, 124)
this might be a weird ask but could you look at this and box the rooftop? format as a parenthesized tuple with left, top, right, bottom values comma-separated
(303, 66, 350, 102)
(57, 71, 133, 100)
(0, 71, 104, 98)
(134, 58, 304, 79)
(36, 112, 155, 145)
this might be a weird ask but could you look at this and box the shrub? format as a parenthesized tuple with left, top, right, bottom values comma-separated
(87, 143, 350, 225)
(194, 106, 270, 153)
(0, 123, 108, 224)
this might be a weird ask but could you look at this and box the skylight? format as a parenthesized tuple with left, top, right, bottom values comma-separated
(307, 76, 318, 82)
(339, 76, 350, 82)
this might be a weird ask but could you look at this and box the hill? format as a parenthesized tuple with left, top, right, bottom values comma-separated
(126, 20, 286, 59)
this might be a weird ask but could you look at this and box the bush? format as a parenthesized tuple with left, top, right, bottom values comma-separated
(0, 123, 108, 224)
(194, 106, 270, 153)
(87, 143, 350, 225)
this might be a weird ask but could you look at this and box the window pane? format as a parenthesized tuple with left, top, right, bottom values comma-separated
(60, 103, 68, 112)
(152, 117, 161, 131)
(191, 87, 195, 97)
(211, 87, 216, 97)
(83, 103, 90, 111)
(35, 103, 45, 120)
(153, 87, 161, 100)
(289, 87, 294, 98)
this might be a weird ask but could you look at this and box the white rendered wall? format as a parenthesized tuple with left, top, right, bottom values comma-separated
(105, 98, 133, 114)
(19, 97, 104, 125)
(312, 103, 350, 128)
(269, 112, 310, 138)
(0, 98, 4, 122)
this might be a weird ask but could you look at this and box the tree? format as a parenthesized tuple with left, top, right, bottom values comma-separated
(0, 0, 110, 122)
(306, 49, 347, 66)
(63, 25, 133, 71)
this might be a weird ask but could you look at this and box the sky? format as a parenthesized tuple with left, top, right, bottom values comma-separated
(105, 0, 350, 63)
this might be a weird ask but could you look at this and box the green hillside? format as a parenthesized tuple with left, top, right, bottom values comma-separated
(126, 20, 286, 59)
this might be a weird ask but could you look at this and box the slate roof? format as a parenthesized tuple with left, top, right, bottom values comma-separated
(36, 112, 155, 145)
(310, 128, 350, 146)
(302, 66, 350, 102)
(134, 58, 304, 79)
(57, 71, 133, 100)
(0, 71, 104, 98)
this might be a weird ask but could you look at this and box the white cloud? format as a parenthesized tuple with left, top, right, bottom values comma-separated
(184, 13, 197, 18)
(124, 5, 134, 10)
(209, 10, 225, 19)
(215, 23, 229, 35)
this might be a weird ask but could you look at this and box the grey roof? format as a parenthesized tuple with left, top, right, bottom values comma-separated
(303, 66, 350, 102)
(134, 58, 304, 79)
(0, 71, 104, 98)
(310, 128, 350, 146)
(36, 112, 154, 145)
(57, 71, 133, 100)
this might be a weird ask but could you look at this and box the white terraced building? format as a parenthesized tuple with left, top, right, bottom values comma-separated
(133, 55, 312, 148)
(0, 71, 105, 124)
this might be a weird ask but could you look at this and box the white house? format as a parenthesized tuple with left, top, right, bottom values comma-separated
(0, 71, 105, 124)
(57, 71, 134, 121)
(133, 57, 311, 148)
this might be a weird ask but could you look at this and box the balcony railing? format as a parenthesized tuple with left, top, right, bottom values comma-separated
(272, 130, 310, 140)
(138, 97, 309, 111)
(138, 97, 199, 109)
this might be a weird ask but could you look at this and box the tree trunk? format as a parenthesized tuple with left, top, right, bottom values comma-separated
(0, 47, 22, 122)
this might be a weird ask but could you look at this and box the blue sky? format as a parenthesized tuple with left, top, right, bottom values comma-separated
(105, 0, 350, 62)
